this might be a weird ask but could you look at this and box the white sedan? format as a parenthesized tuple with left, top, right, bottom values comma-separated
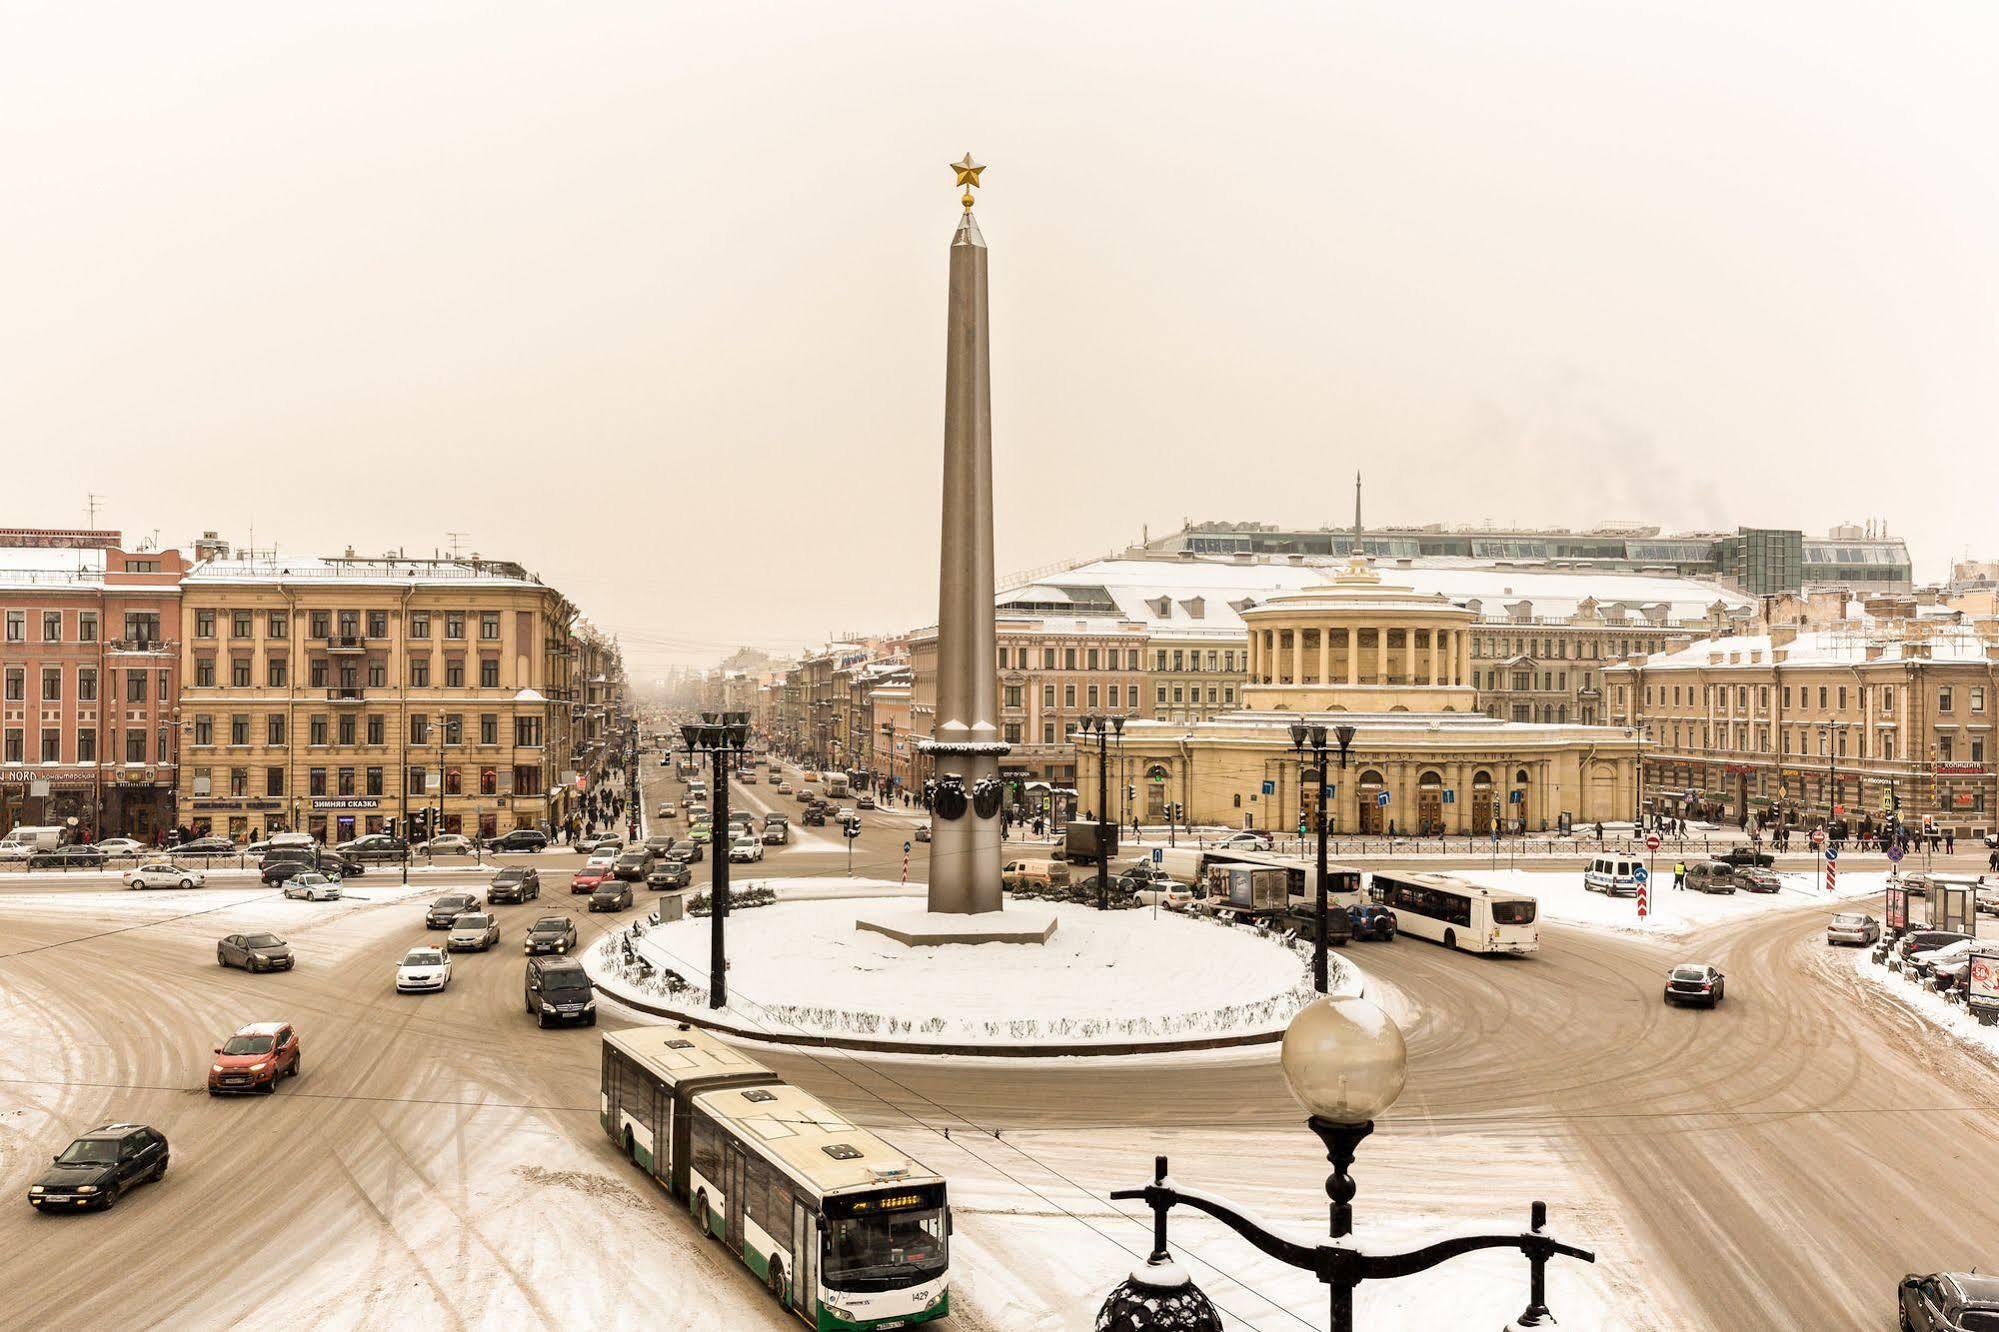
(124, 862, 205, 891)
(96, 838, 148, 858)
(395, 947, 452, 993)
(422, 834, 476, 855)
(727, 836, 765, 863)
(282, 873, 344, 901)
(584, 850, 619, 872)
(0, 841, 36, 862)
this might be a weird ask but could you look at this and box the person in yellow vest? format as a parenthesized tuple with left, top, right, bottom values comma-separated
(1673, 860, 1687, 891)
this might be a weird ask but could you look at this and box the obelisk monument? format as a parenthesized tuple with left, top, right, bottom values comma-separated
(922, 153, 1008, 916)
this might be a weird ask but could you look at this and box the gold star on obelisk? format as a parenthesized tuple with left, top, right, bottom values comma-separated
(951, 153, 985, 211)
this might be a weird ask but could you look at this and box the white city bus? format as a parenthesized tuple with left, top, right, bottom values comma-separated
(1370, 870, 1539, 955)
(602, 1024, 951, 1329)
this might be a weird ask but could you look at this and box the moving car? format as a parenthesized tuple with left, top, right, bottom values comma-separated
(447, 912, 500, 951)
(281, 872, 343, 901)
(1664, 963, 1725, 1007)
(657, 801, 678, 819)
(426, 892, 481, 928)
(761, 820, 789, 845)
(670, 840, 703, 864)
(395, 946, 452, 993)
(27, 845, 109, 871)
(335, 834, 407, 862)
(1682, 862, 1740, 895)
(1217, 831, 1273, 851)
(1285, 900, 1353, 946)
(774, 782, 792, 795)
(124, 862, 204, 890)
(584, 850, 620, 874)
(524, 915, 578, 955)
(1347, 902, 1398, 941)
(1714, 847, 1775, 868)
(914, 822, 931, 842)
(525, 957, 597, 1026)
(207, 1022, 301, 1094)
(174, 836, 237, 855)
(801, 806, 826, 827)
(646, 860, 692, 890)
(689, 822, 713, 844)
(260, 847, 364, 884)
(614, 848, 655, 881)
(487, 867, 542, 904)
(94, 838, 147, 858)
(217, 932, 293, 972)
(643, 834, 678, 855)
(422, 834, 476, 855)
(28, 1124, 168, 1211)
(576, 834, 623, 855)
(484, 828, 549, 853)
(588, 880, 634, 912)
(856, 794, 876, 810)
(728, 835, 764, 863)
(1899, 1271, 1999, 1331)
(1825, 912, 1881, 946)
(571, 867, 615, 894)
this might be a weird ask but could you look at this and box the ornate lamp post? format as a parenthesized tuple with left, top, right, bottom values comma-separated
(881, 718, 897, 799)
(680, 710, 752, 1008)
(1289, 721, 1356, 993)
(1078, 714, 1124, 909)
(1100, 996, 1594, 1332)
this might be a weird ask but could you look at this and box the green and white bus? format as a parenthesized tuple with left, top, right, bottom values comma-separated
(601, 1024, 952, 1329)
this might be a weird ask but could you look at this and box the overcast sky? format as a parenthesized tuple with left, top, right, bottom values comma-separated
(6, 2, 1997, 675)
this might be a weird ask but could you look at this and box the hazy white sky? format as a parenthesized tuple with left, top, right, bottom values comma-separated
(6, 2, 1997, 673)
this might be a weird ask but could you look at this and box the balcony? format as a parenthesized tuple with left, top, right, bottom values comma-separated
(325, 635, 369, 653)
(327, 687, 367, 704)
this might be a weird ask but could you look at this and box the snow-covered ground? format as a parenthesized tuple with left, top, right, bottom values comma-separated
(1452, 867, 1890, 939)
(1852, 948, 1999, 1066)
(591, 892, 1344, 1048)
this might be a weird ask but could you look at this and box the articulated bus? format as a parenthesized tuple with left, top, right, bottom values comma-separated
(601, 1024, 951, 1329)
(1370, 871, 1540, 955)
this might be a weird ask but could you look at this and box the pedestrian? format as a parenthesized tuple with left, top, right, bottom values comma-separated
(1595, 821, 1604, 846)
(1989, 848, 1998, 874)
(1947, 829, 1956, 856)
(1673, 860, 1686, 891)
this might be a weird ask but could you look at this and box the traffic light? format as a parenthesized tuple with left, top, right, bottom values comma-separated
(1126, 784, 1135, 802)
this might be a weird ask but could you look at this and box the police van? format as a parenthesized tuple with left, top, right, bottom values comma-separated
(1583, 854, 1643, 897)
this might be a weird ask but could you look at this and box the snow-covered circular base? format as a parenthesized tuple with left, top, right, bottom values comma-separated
(589, 893, 1351, 1054)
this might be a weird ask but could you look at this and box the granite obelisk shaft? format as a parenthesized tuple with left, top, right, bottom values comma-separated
(924, 207, 1006, 915)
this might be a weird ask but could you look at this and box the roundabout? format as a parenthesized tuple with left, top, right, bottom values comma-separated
(585, 891, 1351, 1056)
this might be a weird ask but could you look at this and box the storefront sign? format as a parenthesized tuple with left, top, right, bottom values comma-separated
(311, 797, 381, 810)
(193, 799, 282, 813)
(1936, 762, 1988, 777)
(0, 768, 98, 788)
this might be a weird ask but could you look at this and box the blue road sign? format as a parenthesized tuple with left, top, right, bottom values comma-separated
(1376, 791, 1391, 808)
(1508, 790, 1523, 804)
(1825, 845, 1838, 863)
(903, 841, 911, 854)
(1886, 843, 1905, 863)
(1633, 865, 1650, 884)
(1261, 780, 1275, 795)
(1152, 847, 1163, 864)
(1441, 789, 1455, 805)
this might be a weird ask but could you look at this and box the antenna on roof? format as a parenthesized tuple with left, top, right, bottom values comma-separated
(1351, 471, 1364, 556)
(447, 532, 468, 559)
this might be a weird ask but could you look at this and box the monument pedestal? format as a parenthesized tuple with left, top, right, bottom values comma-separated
(855, 908, 1058, 947)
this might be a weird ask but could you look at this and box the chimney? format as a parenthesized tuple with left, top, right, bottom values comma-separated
(1769, 625, 1799, 648)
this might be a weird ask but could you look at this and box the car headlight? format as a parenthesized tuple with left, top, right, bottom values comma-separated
(74, 1185, 98, 1194)
(212, 1064, 225, 1074)
(29, 1185, 44, 1194)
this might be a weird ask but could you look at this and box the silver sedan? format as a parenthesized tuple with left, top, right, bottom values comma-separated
(1826, 912, 1880, 946)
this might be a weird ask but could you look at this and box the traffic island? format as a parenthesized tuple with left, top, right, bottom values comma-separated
(853, 906, 1057, 946)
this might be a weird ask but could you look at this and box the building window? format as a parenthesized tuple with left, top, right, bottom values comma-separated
(1, 729, 19, 762)
(480, 766, 498, 795)
(1108, 684, 1120, 709)
(410, 715, 429, 745)
(480, 612, 500, 641)
(267, 767, 285, 796)
(367, 660, 387, 688)
(1882, 734, 1895, 761)
(444, 715, 462, 746)
(77, 728, 96, 763)
(479, 714, 499, 745)
(310, 768, 327, 797)
(309, 715, 328, 746)
(1837, 686, 1847, 710)
(337, 714, 356, 746)
(1063, 684, 1076, 707)
(193, 609, 214, 638)
(193, 715, 213, 745)
(338, 767, 356, 796)
(515, 716, 541, 746)
(408, 767, 427, 795)
(446, 659, 465, 688)
(230, 715, 249, 745)
(268, 658, 287, 687)
(366, 714, 385, 745)
(37, 730, 58, 762)
(193, 658, 215, 688)
(126, 730, 146, 763)
(367, 610, 389, 638)
(309, 659, 328, 688)
(1086, 685, 1099, 708)
(1064, 648, 1077, 670)
(268, 611, 288, 639)
(366, 767, 384, 797)
(1154, 650, 1167, 671)
(41, 610, 61, 642)
(78, 612, 97, 643)
(409, 610, 430, 638)
(1939, 687, 1954, 714)
(480, 659, 499, 688)
(1974, 738, 1987, 765)
(445, 766, 462, 794)
(1156, 686, 1167, 705)
(1940, 735, 1955, 763)
(41, 668, 61, 702)
(268, 715, 285, 745)
(229, 767, 249, 797)
(338, 610, 360, 637)
(1004, 685, 1021, 708)
(1004, 722, 1022, 744)
(77, 668, 97, 702)
(231, 658, 252, 688)
(1042, 648, 1055, 669)
(1086, 648, 1099, 670)
(1817, 686, 1828, 710)
(1974, 687, 1987, 715)
(410, 658, 430, 687)
(1041, 684, 1055, 708)
(1042, 722, 1055, 744)
(445, 612, 466, 640)
(228, 610, 251, 639)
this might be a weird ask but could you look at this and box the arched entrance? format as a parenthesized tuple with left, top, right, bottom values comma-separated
(1144, 764, 1170, 821)
(1358, 768, 1387, 834)
(1511, 767, 1532, 833)
(1417, 771, 1444, 835)
(1471, 770, 1494, 834)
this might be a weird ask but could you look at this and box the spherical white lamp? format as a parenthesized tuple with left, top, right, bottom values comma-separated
(1279, 995, 1407, 1125)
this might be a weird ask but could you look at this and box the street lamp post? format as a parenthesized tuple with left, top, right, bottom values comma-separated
(1290, 721, 1356, 994)
(681, 711, 752, 1009)
(881, 719, 897, 800)
(1099, 996, 1594, 1332)
(1079, 714, 1124, 910)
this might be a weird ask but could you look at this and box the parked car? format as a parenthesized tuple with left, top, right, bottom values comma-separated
(207, 1021, 301, 1094)
(0, 840, 34, 861)
(426, 892, 481, 928)
(1825, 912, 1881, 946)
(124, 861, 204, 890)
(484, 829, 549, 853)
(1682, 862, 1740, 895)
(524, 915, 578, 955)
(487, 867, 542, 904)
(422, 834, 476, 856)
(728, 836, 765, 863)
(1217, 831, 1273, 851)
(28, 1124, 168, 1211)
(260, 847, 363, 884)
(1891, 930, 1975, 972)
(1908, 938, 1980, 984)
(173, 836, 237, 856)
(1733, 866, 1783, 893)
(335, 834, 407, 862)
(447, 912, 500, 951)
(1714, 847, 1775, 868)
(27, 846, 109, 871)
(525, 956, 597, 1027)
(1899, 1271, 1999, 1332)
(395, 946, 452, 993)
(1347, 902, 1398, 941)
(914, 822, 931, 842)
(589, 880, 634, 913)
(217, 932, 293, 972)
(614, 849, 655, 881)
(646, 861, 692, 890)
(571, 867, 615, 894)
(1663, 963, 1725, 1007)
(93, 838, 147, 858)
(1285, 900, 1353, 946)
(1582, 855, 1643, 897)
(281, 873, 343, 901)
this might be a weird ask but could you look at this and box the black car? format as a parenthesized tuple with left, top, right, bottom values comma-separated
(27, 846, 109, 870)
(484, 829, 549, 853)
(801, 807, 827, 827)
(217, 932, 293, 972)
(426, 892, 482, 929)
(487, 868, 542, 904)
(646, 861, 692, 890)
(1900, 1271, 1999, 1331)
(613, 849, 655, 882)
(1714, 847, 1775, 868)
(1285, 901, 1353, 947)
(1892, 930, 1975, 972)
(174, 837, 237, 856)
(1664, 963, 1725, 1007)
(336, 835, 408, 862)
(524, 915, 578, 955)
(260, 848, 363, 886)
(642, 834, 678, 856)
(525, 957, 597, 1027)
(1348, 903, 1398, 941)
(672, 840, 703, 864)
(28, 1124, 168, 1212)
(588, 881, 634, 913)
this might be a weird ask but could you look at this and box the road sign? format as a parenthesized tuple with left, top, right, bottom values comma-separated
(1152, 847, 1163, 864)
(1825, 845, 1838, 863)
(1833, 803, 1845, 818)
(1645, 833, 1661, 852)
(903, 841, 911, 854)
(1633, 865, 1650, 885)
(1886, 843, 1905, 863)
(1375, 791, 1391, 808)
(1508, 790, 1523, 804)
(1441, 790, 1455, 805)
(1637, 879, 1649, 919)
(1881, 792, 1894, 811)
(1825, 858, 1838, 893)
(1261, 781, 1275, 796)
(1810, 828, 1825, 848)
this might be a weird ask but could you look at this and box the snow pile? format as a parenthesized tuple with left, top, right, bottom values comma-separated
(1853, 949, 1999, 1065)
(1451, 867, 1889, 939)
(592, 894, 1351, 1048)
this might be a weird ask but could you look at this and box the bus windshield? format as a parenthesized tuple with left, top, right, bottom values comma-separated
(1491, 900, 1536, 926)
(822, 1190, 947, 1291)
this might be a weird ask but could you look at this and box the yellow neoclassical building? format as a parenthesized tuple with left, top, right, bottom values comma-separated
(1085, 558, 1640, 835)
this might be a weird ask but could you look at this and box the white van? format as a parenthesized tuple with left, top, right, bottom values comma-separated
(1002, 858, 1070, 891)
(4, 826, 66, 852)
(1583, 854, 1642, 897)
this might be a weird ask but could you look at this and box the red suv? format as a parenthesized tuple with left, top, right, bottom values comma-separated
(208, 1022, 301, 1095)
(571, 867, 614, 894)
